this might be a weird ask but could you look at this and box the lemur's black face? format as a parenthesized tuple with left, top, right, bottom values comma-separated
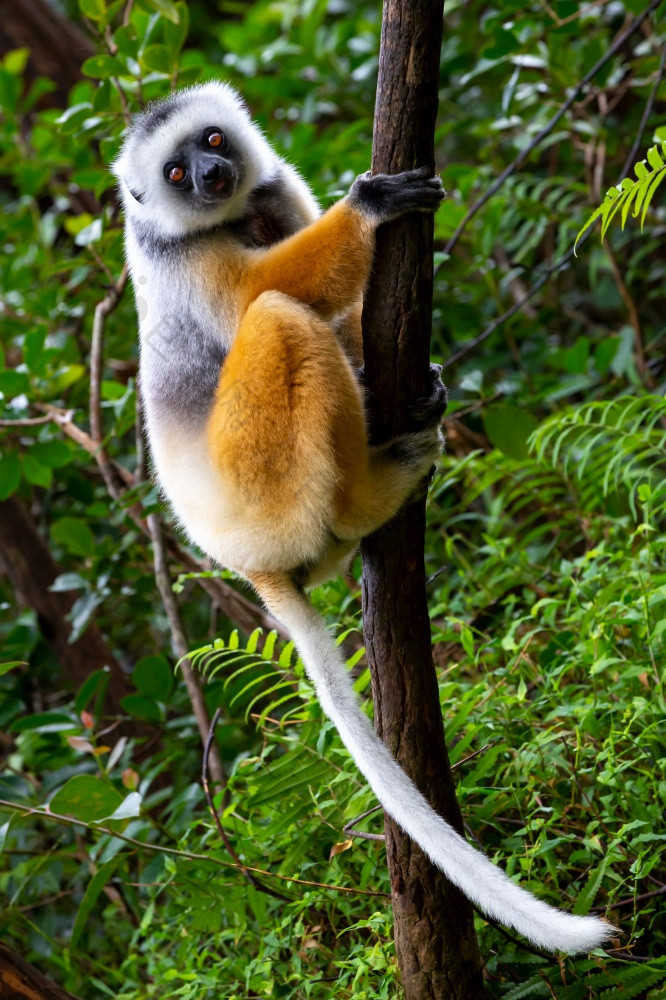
(163, 126, 239, 206)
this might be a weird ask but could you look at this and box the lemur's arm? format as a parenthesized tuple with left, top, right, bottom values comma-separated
(240, 169, 445, 317)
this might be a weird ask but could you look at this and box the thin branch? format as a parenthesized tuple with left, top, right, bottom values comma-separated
(147, 510, 225, 787)
(89, 266, 129, 498)
(0, 413, 58, 427)
(445, 40, 666, 369)
(604, 244, 654, 387)
(592, 884, 666, 912)
(443, 0, 662, 257)
(0, 799, 390, 897)
(201, 708, 290, 902)
(343, 804, 385, 842)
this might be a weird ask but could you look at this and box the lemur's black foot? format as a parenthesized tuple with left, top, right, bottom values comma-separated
(405, 364, 448, 430)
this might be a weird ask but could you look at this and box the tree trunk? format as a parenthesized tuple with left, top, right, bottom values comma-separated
(0, 943, 82, 1000)
(0, 0, 93, 107)
(360, 3, 484, 998)
(0, 497, 133, 716)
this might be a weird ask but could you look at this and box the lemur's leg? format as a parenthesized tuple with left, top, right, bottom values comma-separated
(331, 366, 447, 541)
(207, 291, 446, 566)
(206, 291, 367, 568)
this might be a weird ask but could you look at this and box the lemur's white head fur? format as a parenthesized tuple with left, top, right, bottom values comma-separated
(113, 81, 278, 238)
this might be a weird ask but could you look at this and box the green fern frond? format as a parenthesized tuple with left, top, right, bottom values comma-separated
(575, 141, 666, 250)
(530, 395, 666, 517)
(502, 975, 551, 999)
(179, 628, 302, 722)
(556, 961, 666, 1000)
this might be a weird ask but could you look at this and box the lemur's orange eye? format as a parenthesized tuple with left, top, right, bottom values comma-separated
(207, 131, 224, 148)
(169, 165, 185, 184)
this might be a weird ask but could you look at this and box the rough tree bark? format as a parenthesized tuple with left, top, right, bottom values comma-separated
(360, 3, 484, 998)
(0, 942, 82, 1000)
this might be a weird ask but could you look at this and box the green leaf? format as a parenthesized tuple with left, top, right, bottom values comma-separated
(55, 103, 97, 136)
(647, 145, 665, 170)
(69, 592, 104, 643)
(164, 1, 189, 53)
(22, 453, 52, 487)
(143, 0, 181, 22)
(70, 854, 126, 950)
(4, 48, 30, 75)
(79, 0, 107, 20)
(108, 791, 142, 821)
(0, 451, 21, 500)
(50, 774, 124, 822)
(51, 517, 95, 556)
(460, 624, 474, 658)
(75, 667, 112, 715)
(573, 855, 610, 915)
(0, 369, 30, 397)
(0, 661, 25, 677)
(11, 712, 77, 734)
(120, 694, 163, 723)
(46, 364, 85, 394)
(74, 218, 103, 246)
(484, 403, 539, 461)
(141, 44, 172, 73)
(50, 572, 87, 592)
(30, 441, 71, 469)
(81, 54, 128, 79)
(132, 655, 174, 700)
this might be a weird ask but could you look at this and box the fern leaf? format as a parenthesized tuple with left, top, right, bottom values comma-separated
(248, 758, 332, 807)
(640, 164, 666, 229)
(572, 855, 610, 915)
(574, 189, 619, 253)
(577, 140, 666, 244)
(600, 179, 633, 240)
(502, 975, 551, 999)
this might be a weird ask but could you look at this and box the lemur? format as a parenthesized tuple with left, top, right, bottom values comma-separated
(113, 81, 612, 954)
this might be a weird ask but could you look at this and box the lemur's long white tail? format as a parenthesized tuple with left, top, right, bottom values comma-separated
(254, 574, 613, 954)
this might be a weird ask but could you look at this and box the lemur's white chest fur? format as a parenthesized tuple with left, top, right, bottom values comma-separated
(128, 237, 237, 565)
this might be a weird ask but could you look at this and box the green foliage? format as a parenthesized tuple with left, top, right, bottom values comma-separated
(0, 0, 665, 997)
(576, 142, 666, 248)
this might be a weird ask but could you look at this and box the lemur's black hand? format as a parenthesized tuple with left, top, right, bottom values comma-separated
(350, 167, 445, 222)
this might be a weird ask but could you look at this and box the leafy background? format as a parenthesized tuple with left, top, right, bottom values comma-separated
(0, 0, 665, 997)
